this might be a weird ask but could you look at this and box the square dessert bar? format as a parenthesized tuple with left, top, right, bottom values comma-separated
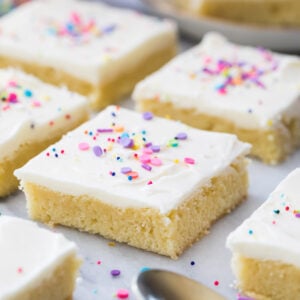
(0, 68, 88, 197)
(0, 0, 177, 110)
(227, 168, 300, 300)
(174, 0, 300, 27)
(0, 216, 80, 300)
(133, 32, 300, 164)
(15, 106, 250, 259)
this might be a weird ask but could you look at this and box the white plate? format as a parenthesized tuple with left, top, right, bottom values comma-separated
(141, 0, 300, 52)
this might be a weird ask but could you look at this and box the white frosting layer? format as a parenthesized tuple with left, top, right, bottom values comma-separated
(0, 68, 88, 161)
(15, 106, 250, 214)
(227, 168, 300, 268)
(0, 216, 77, 299)
(133, 32, 300, 130)
(0, 0, 176, 85)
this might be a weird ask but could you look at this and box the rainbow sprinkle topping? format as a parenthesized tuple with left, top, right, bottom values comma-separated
(46, 11, 117, 44)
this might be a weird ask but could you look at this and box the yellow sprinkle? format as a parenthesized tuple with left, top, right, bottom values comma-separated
(107, 143, 113, 151)
(174, 159, 179, 163)
(267, 119, 273, 126)
(114, 125, 124, 133)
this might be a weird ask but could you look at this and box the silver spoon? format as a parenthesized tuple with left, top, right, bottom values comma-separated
(132, 269, 226, 300)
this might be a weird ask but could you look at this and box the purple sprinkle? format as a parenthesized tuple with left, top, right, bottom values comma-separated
(145, 142, 152, 148)
(93, 146, 103, 157)
(120, 137, 134, 148)
(295, 213, 300, 218)
(141, 164, 152, 171)
(142, 112, 153, 121)
(121, 167, 131, 174)
(175, 132, 187, 140)
(97, 128, 113, 133)
(110, 269, 121, 277)
(151, 145, 160, 153)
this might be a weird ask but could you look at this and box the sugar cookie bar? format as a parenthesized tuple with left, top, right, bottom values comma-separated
(0, 68, 88, 197)
(174, 0, 300, 27)
(133, 32, 300, 164)
(0, 0, 177, 110)
(0, 216, 80, 300)
(227, 168, 300, 300)
(15, 106, 250, 259)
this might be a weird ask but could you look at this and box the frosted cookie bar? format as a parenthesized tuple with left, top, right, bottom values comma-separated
(133, 32, 300, 164)
(15, 106, 250, 259)
(0, 216, 80, 300)
(174, 0, 300, 27)
(0, 0, 177, 110)
(227, 168, 300, 300)
(0, 68, 88, 197)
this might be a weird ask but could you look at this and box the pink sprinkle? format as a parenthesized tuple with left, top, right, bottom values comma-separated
(184, 157, 195, 165)
(96, 260, 101, 265)
(8, 93, 18, 103)
(8, 80, 17, 87)
(78, 142, 90, 151)
(17, 267, 23, 274)
(116, 289, 129, 299)
(140, 154, 151, 164)
(214, 280, 219, 286)
(143, 148, 153, 155)
(70, 11, 81, 24)
(150, 157, 162, 166)
(32, 101, 41, 107)
(147, 180, 153, 185)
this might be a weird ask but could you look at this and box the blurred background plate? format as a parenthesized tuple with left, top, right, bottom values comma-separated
(133, 0, 300, 52)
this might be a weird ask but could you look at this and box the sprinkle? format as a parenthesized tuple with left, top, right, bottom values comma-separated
(108, 241, 116, 247)
(93, 145, 103, 157)
(293, 210, 300, 218)
(184, 157, 195, 165)
(175, 132, 187, 140)
(168, 139, 179, 147)
(143, 148, 153, 155)
(273, 209, 280, 214)
(248, 229, 253, 235)
(127, 171, 139, 179)
(23, 89, 33, 97)
(17, 267, 23, 274)
(97, 128, 113, 133)
(78, 142, 89, 151)
(116, 289, 129, 299)
(150, 157, 162, 166)
(214, 280, 219, 286)
(96, 260, 102, 265)
(111, 269, 121, 277)
(190, 261, 195, 266)
(141, 164, 152, 171)
(121, 167, 132, 174)
(147, 180, 153, 185)
(120, 137, 134, 148)
(151, 145, 160, 153)
(114, 125, 124, 132)
(140, 154, 151, 164)
(142, 111, 153, 120)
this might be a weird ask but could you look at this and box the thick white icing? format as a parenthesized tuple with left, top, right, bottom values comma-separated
(133, 32, 300, 130)
(0, 68, 88, 161)
(0, 216, 77, 299)
(0, 0, 176, 85)
(15, 106, 250, 214)
(227, 168, 300, 268)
